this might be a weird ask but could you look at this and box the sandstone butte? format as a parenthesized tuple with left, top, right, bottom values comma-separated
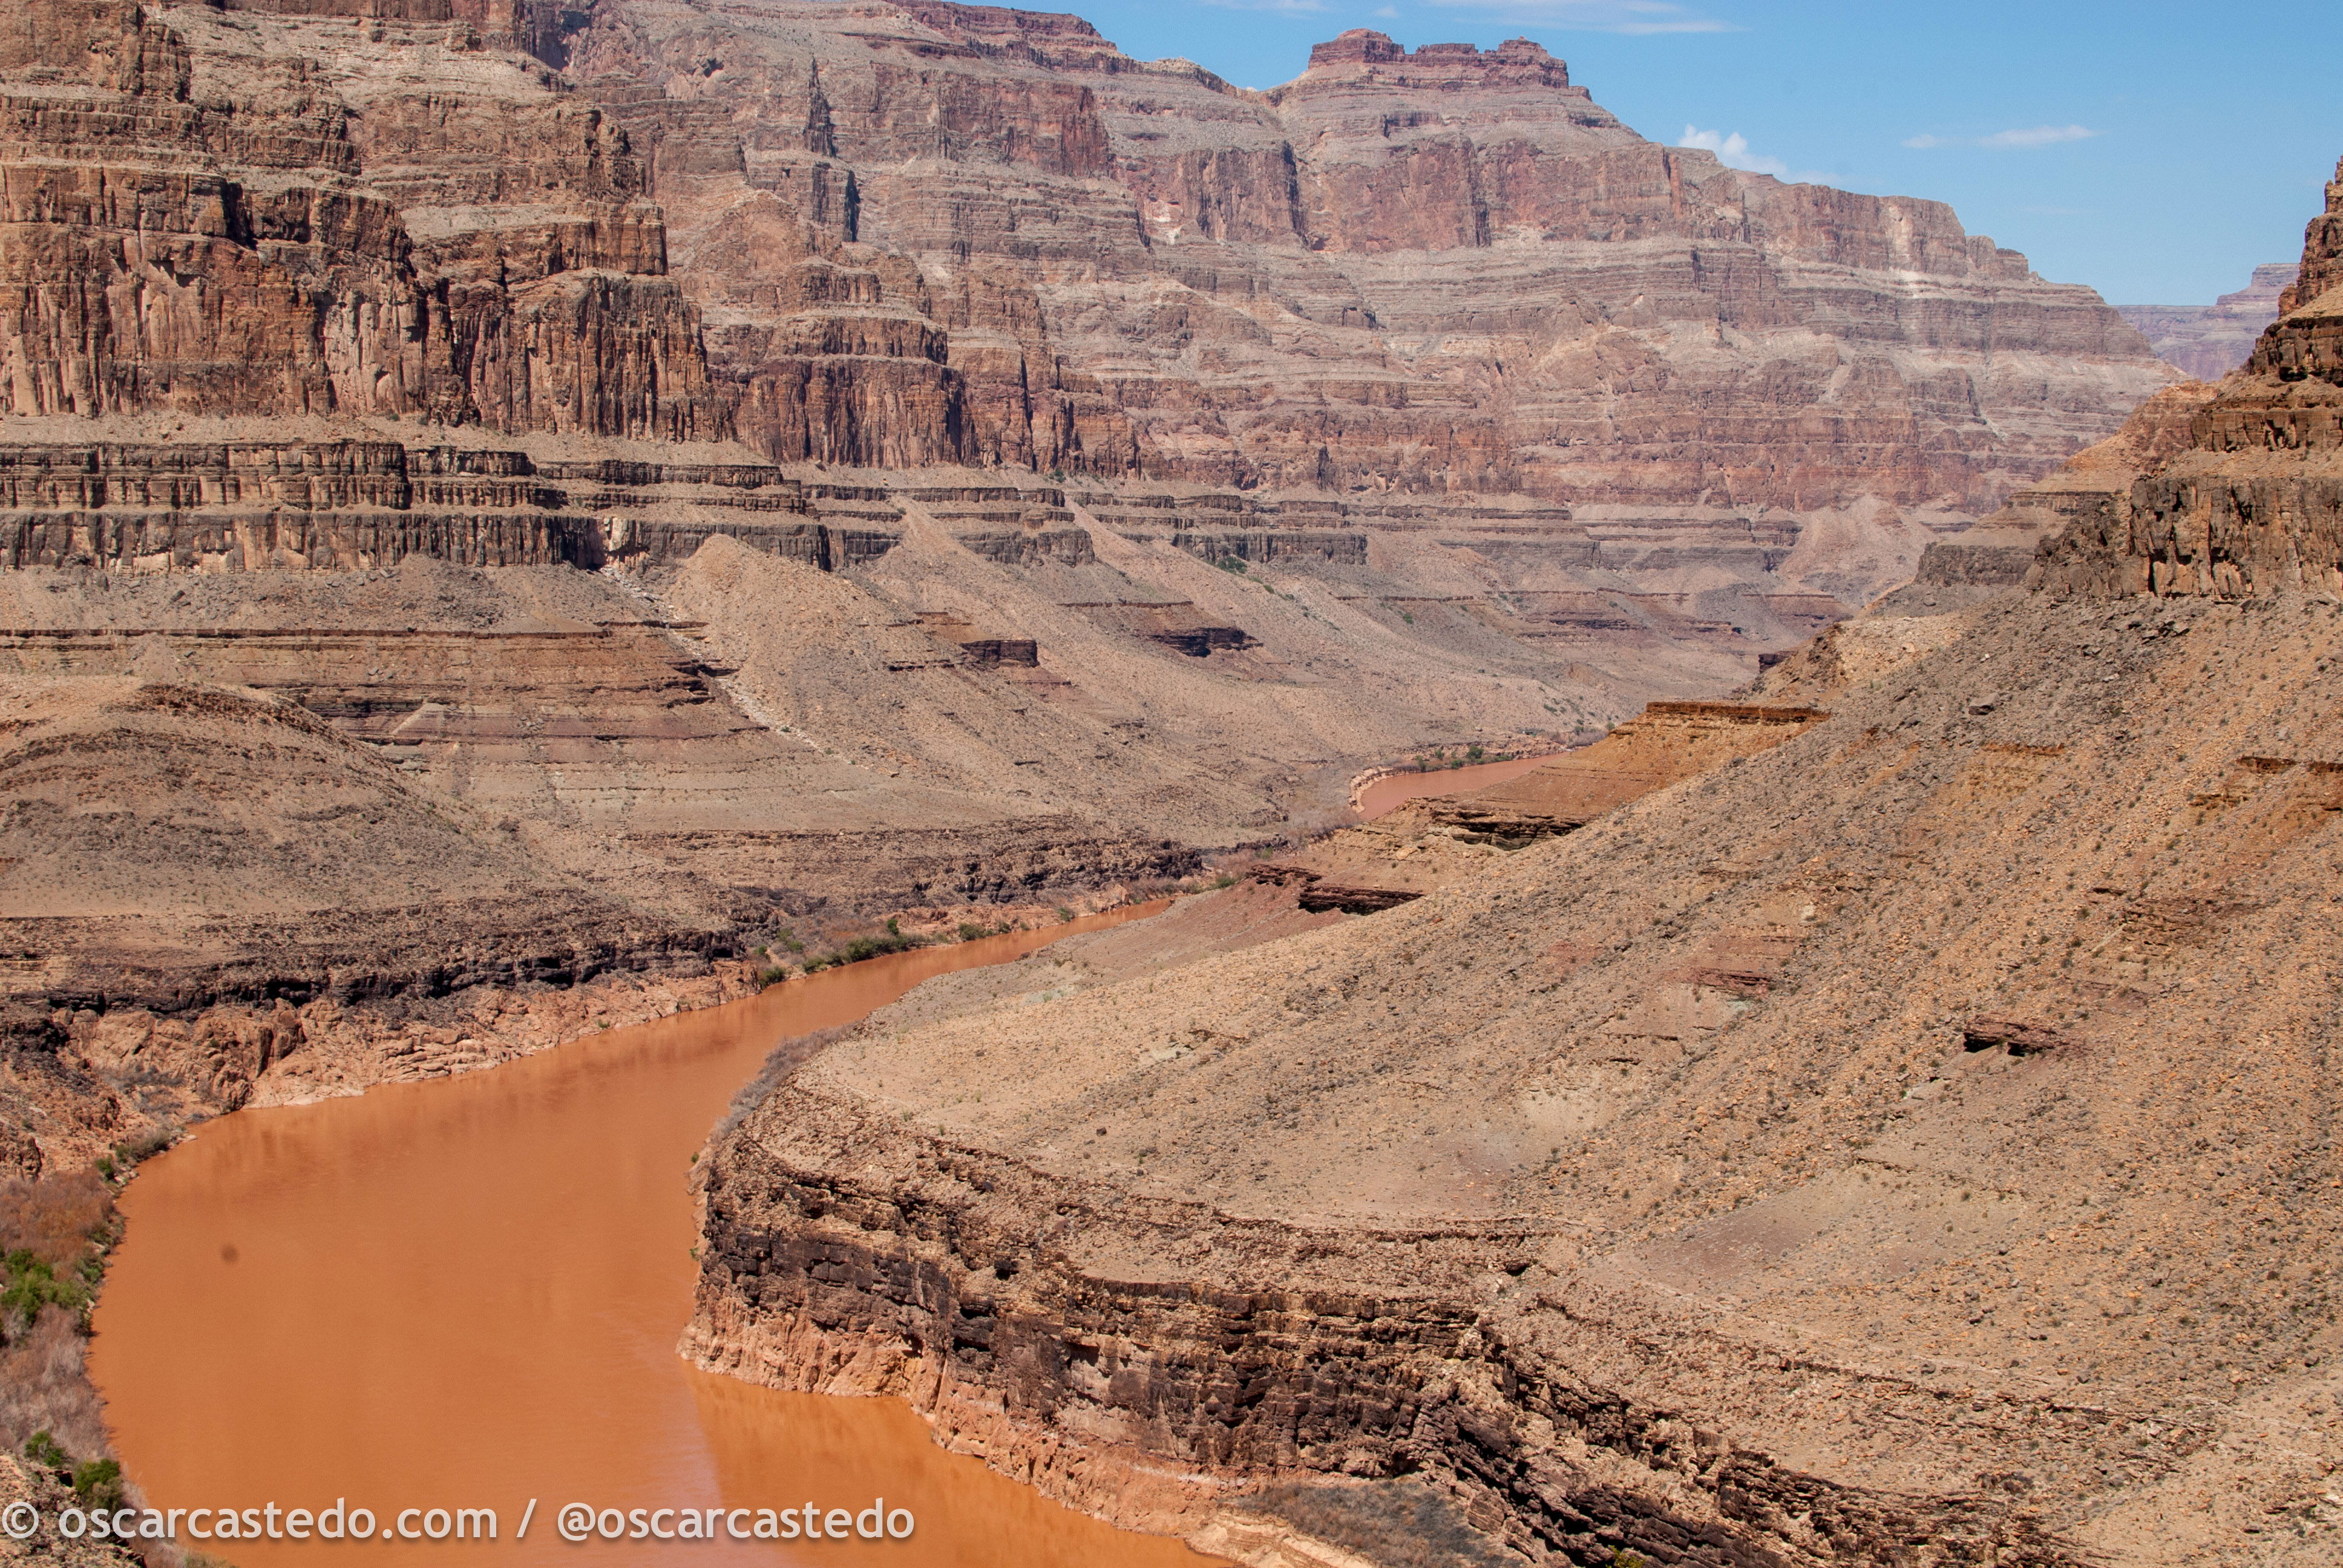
(682, 160, 2343, 1566)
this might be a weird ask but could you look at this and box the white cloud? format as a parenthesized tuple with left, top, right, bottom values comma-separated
(1982, 123, 2098, 148)
(1905, 125, 2100, 151)
(1680, 125, 1784, 177)
(1420, 0, 1735, 32)
(1677, 125, 1832, 184)
(1374, 3, 1399, 13)
(1199, 0, 1327, 11)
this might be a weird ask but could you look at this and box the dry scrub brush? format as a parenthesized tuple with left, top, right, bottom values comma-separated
(0, 1172, 120, 1462)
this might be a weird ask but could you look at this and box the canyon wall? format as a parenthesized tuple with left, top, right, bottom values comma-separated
(0, 0, 2194, 1312)
(560, 5, 2171, 518)
(0, 0, 718, 438)
(0, 0, 2183, 669)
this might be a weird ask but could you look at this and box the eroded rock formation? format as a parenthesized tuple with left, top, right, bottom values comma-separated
(0, 0, 718, 439)
(2027, 160, 2343, 601)
(0, 0, 2185, 697)
(563, 7, 2171, 519)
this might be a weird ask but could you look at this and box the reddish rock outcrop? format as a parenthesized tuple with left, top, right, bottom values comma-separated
(0, 0, 719, 439)
(2028, 157, 2343, 599)
(0, 0, 2180, 670)
(0, 437, 831, 569)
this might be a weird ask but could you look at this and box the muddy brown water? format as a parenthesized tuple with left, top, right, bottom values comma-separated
(90, 909, 1220, 1566)
(1356, 753, 1557, 819)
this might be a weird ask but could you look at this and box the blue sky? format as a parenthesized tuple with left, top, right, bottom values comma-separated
(1061, 0, 2343, 305)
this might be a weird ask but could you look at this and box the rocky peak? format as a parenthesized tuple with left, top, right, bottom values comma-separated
(889, 0, 1124, 71)
(1297, 29, 1573, 90)
(2227, 261, 2302, 307)
(2026, 146, 2343, 599)
(899, 0, 1107, 45)
(2115, 261, 2295, 381)
(2277, 154, 2343, 313)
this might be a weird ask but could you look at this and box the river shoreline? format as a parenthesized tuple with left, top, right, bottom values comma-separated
(89, 903, 1213, 1567)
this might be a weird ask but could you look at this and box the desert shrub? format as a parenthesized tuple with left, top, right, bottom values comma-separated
(755, 966, 790, 988)
(1217, 556, 1247, 573)
(0, 1174, 113, 1270)
(0, 1254, 85, 1322)
(811, 927, 928, 971)
(0, 1308, 106, 1459)
(1211, 872, 1237, 889)
(72, 1457, 122, 1511)
(1055, 907, 1073, 923)
(957, 922, 987, 942)
(22, 1431, 64, 1468)
(112, 1127, 175, 1168)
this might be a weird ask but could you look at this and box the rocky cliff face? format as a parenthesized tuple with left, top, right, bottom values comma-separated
(0, 0, 2180, 671)
(0, 0, 718, 438)
(560, 6, 2169, 519)
(681, 156, 2343, 1568)
(2030, 160, 2343, 601)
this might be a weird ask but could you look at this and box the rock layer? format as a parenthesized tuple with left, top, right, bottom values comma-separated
(0, 0, 719, 439)
(689, 587, 2343, 1568)
(2031, 161, 2343, 601)
(563, 7, 2171, 519)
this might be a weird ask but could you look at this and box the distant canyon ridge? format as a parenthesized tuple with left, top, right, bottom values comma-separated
(2120, 262, 2298, 381)
(3, 2, 2177, 577)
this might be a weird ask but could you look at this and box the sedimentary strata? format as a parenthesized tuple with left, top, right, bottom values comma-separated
(684, 164, 2343, 1568)
(565, 7, 2171, 515)
(692, 587, 2343, 1568)
(0, 0, 2177, 655)
(2032, 160, 2343, 603)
